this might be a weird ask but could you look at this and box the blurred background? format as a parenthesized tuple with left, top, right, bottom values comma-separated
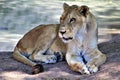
(0, 0, 120, 51)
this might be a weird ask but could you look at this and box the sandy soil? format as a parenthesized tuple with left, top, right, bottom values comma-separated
(0, 33, 120, 80)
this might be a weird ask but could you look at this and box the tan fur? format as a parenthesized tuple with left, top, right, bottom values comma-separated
(13, 24, 66, 67)
(59, 3, 106, 74)
(13, 3, 106, 74)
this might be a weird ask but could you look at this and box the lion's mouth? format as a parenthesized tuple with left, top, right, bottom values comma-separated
(62, 37, 73, 41)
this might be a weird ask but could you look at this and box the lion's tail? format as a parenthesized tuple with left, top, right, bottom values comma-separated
(13, 47, 36, 67)
(13, 47, 44, 74)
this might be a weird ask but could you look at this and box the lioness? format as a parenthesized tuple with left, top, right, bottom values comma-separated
(13, 3, 106, 74)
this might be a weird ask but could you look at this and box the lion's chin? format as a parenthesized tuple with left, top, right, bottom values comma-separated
(58, 32, 73, 43)
(62, 37, 73, 43)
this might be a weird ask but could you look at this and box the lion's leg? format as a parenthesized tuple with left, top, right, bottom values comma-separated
(29, 36, 65, 64)
(47, 49, 64, 62)
(35, 50, 63, 63)
(66, 53, 90, 74)
(86, 49, 106, 73)
(29, 49, 58, 64)
(29, 47, 63, 64)
(28, 36, 62, 64)
(47, 36, 66, 62)
(31, 54, 57, 64)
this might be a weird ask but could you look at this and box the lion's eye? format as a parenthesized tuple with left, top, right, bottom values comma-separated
(70, 18, 76, 23)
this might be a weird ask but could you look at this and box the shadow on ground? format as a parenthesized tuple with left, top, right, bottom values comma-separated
(0, 34, 120, 80)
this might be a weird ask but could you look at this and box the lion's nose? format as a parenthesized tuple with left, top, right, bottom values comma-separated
(60, 31, 66, 35)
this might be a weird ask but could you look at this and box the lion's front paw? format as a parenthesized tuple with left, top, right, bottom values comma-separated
(44, 55, 57, 64)
(87, 64, 98, 73)
(82, 65, 90, 74)
(54, 51, 63, 62)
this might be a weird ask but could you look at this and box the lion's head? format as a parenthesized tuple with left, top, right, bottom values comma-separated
(59, 3, 89, 43)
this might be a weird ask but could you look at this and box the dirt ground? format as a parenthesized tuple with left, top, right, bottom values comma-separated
(0, 30, 120, 80)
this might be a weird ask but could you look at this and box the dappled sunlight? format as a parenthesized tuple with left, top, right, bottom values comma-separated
(0, 0, 120, 51)
(98, 28, 120, 43)
(0, 33, 22, 42)
(96, 62, 120, 80)
(0, 71, 49, 80)
(96, 72, 119, 80)
(97, 73, 111, 79)
(0, 33, 22, 51)
(0, 71, 28, 80)
(0, 70, 78, 80)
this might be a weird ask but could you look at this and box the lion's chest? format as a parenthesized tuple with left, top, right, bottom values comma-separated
(75, 30, 86, 43)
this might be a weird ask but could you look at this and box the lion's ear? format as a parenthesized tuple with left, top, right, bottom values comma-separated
(63, 3, 69, 11)
(79, 5, 89, 17)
